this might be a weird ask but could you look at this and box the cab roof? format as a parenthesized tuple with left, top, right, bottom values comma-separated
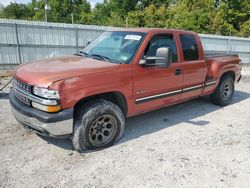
(108, 28, 197, 35)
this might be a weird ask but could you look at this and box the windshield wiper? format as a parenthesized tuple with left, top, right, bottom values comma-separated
(74, 51, 90, 58)
(91, 53, 123, 64)
(78, 51, 90, 58)
(76, 52, 122, 64)
(91, 53, 111, 62)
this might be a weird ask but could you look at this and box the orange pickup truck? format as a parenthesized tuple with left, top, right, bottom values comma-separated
(9, 28, 241, 151)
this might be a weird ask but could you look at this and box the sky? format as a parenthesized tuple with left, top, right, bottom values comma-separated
(0, 0, 103, 8)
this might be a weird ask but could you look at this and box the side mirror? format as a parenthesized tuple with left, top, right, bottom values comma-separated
(139, 47, 172, 68)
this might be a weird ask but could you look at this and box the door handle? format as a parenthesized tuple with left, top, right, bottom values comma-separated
(175, 69, 182, 75)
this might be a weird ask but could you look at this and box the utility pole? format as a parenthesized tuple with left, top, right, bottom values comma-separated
(45, 0, 49, 22)
(45, 10, 47, 22)
(227, 28, 232, 53)
(71, 13, 74, 24)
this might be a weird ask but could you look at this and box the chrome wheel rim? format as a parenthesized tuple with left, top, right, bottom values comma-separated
(88, 115, 116, 146)
(223, 81, 233, 100)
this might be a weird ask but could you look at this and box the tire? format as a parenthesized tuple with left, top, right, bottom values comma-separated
(72, 99, 125, 152)
(210, 75, 234, 106)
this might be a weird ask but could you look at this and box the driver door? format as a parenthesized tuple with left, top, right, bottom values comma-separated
(133, 34, 183, 114)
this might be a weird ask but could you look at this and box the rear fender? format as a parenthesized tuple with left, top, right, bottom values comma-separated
(206, 57, 240, 80)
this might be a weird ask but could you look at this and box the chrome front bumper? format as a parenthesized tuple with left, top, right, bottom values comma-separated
(9, 89, 73, 138)
(11, 107, 73, 137)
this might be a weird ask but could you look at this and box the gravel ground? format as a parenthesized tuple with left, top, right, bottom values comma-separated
(0, 77, 250, 188)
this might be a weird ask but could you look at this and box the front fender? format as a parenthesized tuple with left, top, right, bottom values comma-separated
(49, 65, 134, 115)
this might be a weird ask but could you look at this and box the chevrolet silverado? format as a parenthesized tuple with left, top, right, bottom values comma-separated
(9, 28, 242, 151)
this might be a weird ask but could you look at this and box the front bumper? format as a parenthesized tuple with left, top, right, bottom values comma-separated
(9, 89, 73, 138)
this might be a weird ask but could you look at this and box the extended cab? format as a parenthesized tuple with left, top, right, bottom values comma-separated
(9, 28, 241, 151)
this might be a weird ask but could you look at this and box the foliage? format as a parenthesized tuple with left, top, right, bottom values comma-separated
(0, 2, 35, 20)
(30, 0, 91, 23)
(240, 20, 250, 37)
(91, 1, 111, 25)
(0, 0, 249, 37)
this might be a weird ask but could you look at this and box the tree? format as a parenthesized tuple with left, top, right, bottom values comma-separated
(0, 3, 4, 18)
(213, 0, 250, 36)
(165, 0, 215, 33)
(144, 4, 168, 28)
(127, 10, 145, 27)
(240, 20, 250, 37)
(210, 8, 236, 36)
(91, 1, 111, 25)
(108, 0, 138, 18)
(108, 12, 125, 27)
(72, 0, 91, 24)
(31, 0, 91, 23)
(137, 0, 175, 9)
(1, 2, 34, 20)
(218, 0, 250, 31)
(0, 0, 249, 37)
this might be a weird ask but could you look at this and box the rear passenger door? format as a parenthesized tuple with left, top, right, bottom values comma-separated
(178, 34, 206, 100)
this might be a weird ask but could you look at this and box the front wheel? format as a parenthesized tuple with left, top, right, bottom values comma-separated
(210, 75, 234, 106)
(72, 99, 125, 152)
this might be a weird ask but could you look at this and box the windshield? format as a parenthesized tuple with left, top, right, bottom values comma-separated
(83, 31, 145, 64)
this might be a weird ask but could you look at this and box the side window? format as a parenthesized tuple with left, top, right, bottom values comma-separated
(145, 34, 178, 62)
(180, 34, 199, 61)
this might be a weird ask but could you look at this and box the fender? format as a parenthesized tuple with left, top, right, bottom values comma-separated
(206, 56, 240, 80)
(49, 65, 134, 115)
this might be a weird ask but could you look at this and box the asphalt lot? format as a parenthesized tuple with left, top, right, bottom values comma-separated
(0, 77, 250, 188)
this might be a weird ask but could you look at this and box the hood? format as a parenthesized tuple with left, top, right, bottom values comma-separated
(15, 55, 120, 88)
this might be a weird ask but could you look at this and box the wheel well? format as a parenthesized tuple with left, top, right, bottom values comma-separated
(73, 92, 128, 119)
(221, 71, 235, 81)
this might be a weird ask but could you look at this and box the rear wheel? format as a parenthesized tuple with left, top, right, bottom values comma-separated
(72, 99, 125, 152)
(210, 75, 234, 106)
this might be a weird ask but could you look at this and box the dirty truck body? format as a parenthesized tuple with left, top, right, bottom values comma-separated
(9, 28, 241, 151)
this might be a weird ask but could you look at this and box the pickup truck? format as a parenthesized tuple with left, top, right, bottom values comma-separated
(9, 28, 241, 151)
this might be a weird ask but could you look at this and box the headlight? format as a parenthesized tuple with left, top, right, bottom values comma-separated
(33, 86, 60, 99)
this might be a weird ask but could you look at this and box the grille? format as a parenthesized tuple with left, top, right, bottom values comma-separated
(15, 89, 31, 106)
(13, 79, 32, 106)
(15, 79, 32, 93)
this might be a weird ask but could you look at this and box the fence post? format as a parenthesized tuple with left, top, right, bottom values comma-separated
(14, 23, 22, 64)
(75, 27, 79, 53)
(227, 37, 232, 54)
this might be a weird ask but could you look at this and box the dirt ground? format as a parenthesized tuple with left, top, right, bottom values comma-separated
(0, 77, 250, 188)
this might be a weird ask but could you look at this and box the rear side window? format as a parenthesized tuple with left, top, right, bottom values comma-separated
(180, 34, 199, 61)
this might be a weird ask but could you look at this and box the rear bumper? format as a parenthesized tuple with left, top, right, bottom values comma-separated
(9, 89, 73, 138)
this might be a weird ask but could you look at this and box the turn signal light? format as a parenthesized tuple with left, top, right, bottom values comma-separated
(32, 102, 61, 113)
